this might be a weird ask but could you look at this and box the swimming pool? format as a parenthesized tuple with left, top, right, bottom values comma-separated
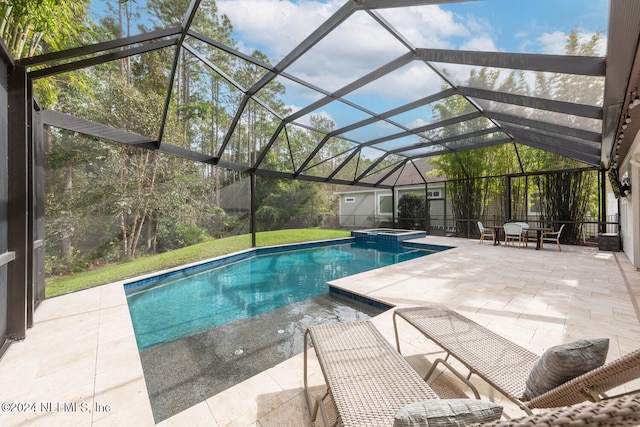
(125, 238, 448, 349)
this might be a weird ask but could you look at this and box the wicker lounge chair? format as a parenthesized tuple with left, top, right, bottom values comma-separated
(393, 305, 640, 415)
(471, 391, 640, 427)
(304, 321, 439, 427)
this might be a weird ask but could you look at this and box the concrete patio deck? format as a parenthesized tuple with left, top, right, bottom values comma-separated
(1, 235, 639, 426)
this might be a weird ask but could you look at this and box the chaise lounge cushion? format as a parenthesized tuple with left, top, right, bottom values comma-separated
(524, 338, 609, 399)
(393, 399, 503, 427)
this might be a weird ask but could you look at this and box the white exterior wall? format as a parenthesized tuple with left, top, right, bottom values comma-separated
(337, 190, 392, 227)
(336, 184, 447, 227)
(620, 191, 633, 262)
(619, 130, 640, 269)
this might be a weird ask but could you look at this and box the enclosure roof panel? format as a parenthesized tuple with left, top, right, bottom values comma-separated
(19, 0, 640, 185)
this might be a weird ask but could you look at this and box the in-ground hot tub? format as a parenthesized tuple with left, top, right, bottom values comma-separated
(352, 228, 426, 245)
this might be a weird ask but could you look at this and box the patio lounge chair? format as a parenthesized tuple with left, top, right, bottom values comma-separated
(304, 321, 439, 426)
(393, 305, 640, 415)
(540, 224, 565, 251)
(477, 221, 495, 244)
(470, 391, 640, 427)
(503, 223, 527, 247)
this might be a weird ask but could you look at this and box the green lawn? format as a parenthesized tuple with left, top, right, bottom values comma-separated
(46, 228, 351, 298)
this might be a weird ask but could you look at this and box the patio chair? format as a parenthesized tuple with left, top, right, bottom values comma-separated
(393, 305, 640, 415)
(470, 391, 640, 427)
(540, 224, 565, 251)
(304, 321, 439, 426)
(514, 222, 530, 246)
(503, 222, 526, 247)
(477, 221, 495, 244)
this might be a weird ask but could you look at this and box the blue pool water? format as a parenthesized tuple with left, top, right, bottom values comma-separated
(125, 239, 446, 349)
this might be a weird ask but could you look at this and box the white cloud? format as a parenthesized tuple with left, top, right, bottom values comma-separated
(538, 31, 567, 55)
(216, 0, 606, 125)
(464, 15, 491, 39)
(360, 63, 444, 100)
(290, 108, 335, 128)
(460, 35, 498, 52)
(376, 5, 470, 48)
(217, 1, 478, 104)
(537, 30, 607, 56)
(518, 39, 534, 53)
(284, 103, 301, 115)
(281, 11, 412, 92)
(514, 30, 526, 38)
(596, 35, 607, 56)
(217, 0, 343, 61)
(217, 1, 476, 78)
(407, 118, 430, 129)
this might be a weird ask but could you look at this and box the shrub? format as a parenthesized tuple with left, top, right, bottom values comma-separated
(398, 193, 425, 229)
(177, 225, 209, 246)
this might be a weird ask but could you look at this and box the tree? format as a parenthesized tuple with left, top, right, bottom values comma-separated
(0, 0, 91, 59)
(534, 171, 592, 244)
(45, 130, 114, 274)
(1, 0, 96, 107)
(428, 29, 602, 237)
(254, 124, 333, 231)
(427, 86, 493, 230)
(15, 1, 101, 272)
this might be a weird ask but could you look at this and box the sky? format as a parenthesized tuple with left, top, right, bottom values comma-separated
(89, 0, 610, 147)
(217, 0, 608, 57)
(210, 0, 609, 137)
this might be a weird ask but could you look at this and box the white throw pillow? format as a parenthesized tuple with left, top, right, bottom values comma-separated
(393, 399, 503, 427)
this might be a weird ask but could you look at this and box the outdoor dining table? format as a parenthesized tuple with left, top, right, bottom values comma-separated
(484, 225, 503, 246)
(484, 224, 553, 249)
(526, 226, 553, 250)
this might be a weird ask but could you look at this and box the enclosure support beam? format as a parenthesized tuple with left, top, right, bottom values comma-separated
(369, 112, 483, 149)
(600, 169, 607, 234)
(26, 81, 35, 328)
(33, 108, 45, 307)
(18, 27, 181, 68)
(392, 187, 396, 226)
(466, 182, 471, 238)
(6, 66, 29, 340)
(416, 48, 605, 77)
(250, 172, 256, 248)
(424, 185, 429, 233)
(443, 182, 448, 233)
(457, 86, 602, 119)
(506, 176, 512, 222)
